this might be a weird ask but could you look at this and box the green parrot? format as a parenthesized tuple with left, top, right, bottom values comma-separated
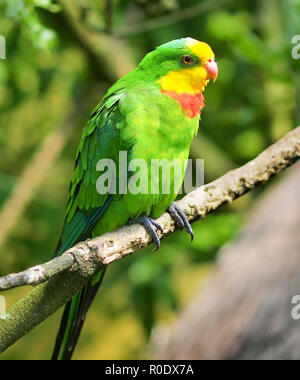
(52, 37, 218, 360)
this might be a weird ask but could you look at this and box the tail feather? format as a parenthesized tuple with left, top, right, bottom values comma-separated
(52, 269, 107, 360)
(51, 202, 113, 360)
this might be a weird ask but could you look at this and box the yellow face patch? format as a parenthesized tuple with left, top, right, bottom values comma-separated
(186, 38, 215, 63)
(157, 38, 215, 95)
(157, 66, 209, 94)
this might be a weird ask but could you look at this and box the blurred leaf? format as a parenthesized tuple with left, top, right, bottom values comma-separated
(207, 11, 251, 42)
(233, 130, 265, 160)
(4, 0, 26, 18)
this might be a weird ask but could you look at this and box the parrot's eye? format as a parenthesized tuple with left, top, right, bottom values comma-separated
(182, 55, 194, 65)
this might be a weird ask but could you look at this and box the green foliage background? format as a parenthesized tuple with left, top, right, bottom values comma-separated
(0, 0, 299, 359)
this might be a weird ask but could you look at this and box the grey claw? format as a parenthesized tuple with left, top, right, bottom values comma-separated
(129, 215, 163, 251)
(168, 203, 194, 241)
(149, 218, 164, 233)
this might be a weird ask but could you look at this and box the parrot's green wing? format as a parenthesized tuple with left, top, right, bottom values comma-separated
(55, 91, 127, 257)
(52, 90, 131, 360)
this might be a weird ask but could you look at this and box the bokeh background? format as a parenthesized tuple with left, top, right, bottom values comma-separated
(0, 0, 299, 360)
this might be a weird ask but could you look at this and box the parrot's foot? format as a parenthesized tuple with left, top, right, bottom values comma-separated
(129, 215, 163, 251)
(168, 202, 194, 241)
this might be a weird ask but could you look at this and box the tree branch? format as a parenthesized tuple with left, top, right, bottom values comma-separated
(114, 0, 231, 38)
(0, 126, 300, 353)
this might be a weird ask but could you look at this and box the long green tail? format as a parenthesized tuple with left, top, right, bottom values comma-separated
(51, 193, 114, 360)
(51, 269, 107, 360)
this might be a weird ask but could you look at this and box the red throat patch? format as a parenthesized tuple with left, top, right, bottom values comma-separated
(162, 90, 205, 118)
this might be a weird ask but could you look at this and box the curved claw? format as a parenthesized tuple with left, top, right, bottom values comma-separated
(129, 215, 163, 251)
(168, 203, 194, 241)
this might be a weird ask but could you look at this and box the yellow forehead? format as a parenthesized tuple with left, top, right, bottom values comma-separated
(186, 38, 215, 63)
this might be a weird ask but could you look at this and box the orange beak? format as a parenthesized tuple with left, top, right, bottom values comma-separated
(204, 58, 218, 82)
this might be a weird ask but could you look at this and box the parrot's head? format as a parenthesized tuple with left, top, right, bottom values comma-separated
(138, 37, 218, 118)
